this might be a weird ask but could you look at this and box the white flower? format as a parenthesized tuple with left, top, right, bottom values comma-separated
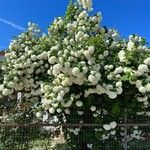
(73, 78, 84, 85)
(31, 55, 37, 61)
(91, 16, 99, 23)
(145, 84, 150, 92)
(90, 106, 96, 111)
(88, 46, 95, 54)
(75, 31, 84, 41)
(53, 116, 59, 123)
(0, 84, 4, 91)
(64, 62, 71, 69)
(114, 66, 123, 74)
(110, 121, 117, 129)
(52, 64, 62, 76)
(78, 0, 93, 11)
(76, 101, 83, 107)
(95, 73, 101, 80)
(135, 80, 142, 88)
(41, 51, 48, 60)
(73, 128, 80, 135)
(53, 64, 62, 72)
(2, 88, 10, 96)
(49, 107, 55, 114)
(87, 143, 93, 149)
(102, 134, 109, 140)
(56, 95, 63, 101)
(116, 81, 122, 87)
(8, 82, 15, 88)
(103, 124, 111, 131)
(27, 68, 34, 74)
(138, 86, 146, 93)
(103, 50, 109, 57)
(79, 11, 88, 19)
(53, 103, 59, 108)
(109, 65, 114, 69)
(43, 112, 49, 122)
(57, 108, 62, 113)
(144, 101, 148, 106)
(77, 111, 84, 115)
(98, 54, 103, 59)
(146, 112, 150, 116)
(106, 84, 113, 90)
(36, 112, 42, 118)
(116, 87, 123, 94)
(123, 67, 131, 73)
(129, 35, 133, 39)
(144, 57, 150, 65)
(48, 56, 57, 64)
(17, 92, 22, 100)
(84, 50, 91, 59)
(138, 64, 149, 73)
(110, 130, 116, 135)
(88, 75, 98, 85)
(118, 50, 126, 62)
(62, 100, 72, 108)
(57, 19, 63, 27)
(137, 96, 148, 102)
(107, 74, 113, 80)
(107, 91, 117, 99)
(62, 77, 72, 86)
(72, 67, 80, 76)
(127, 40, 135, 51)
(64, 109, 70, 114)
(135, 71, 143, 77)
(82, 67, 88, 74)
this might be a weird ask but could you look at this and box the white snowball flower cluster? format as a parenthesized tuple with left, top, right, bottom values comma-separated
(67, 128, 81, 135)
(129, 126, 143, 141)
(118, 50, 126, 62)
(90, 106, 96, 111)
(41, 4, 107, 116)
(144, 57, 150, 65)
(87, 143, 93, 149)
(130, 129, 142, 140)
(127, 40, 135, 51)
(36, 112, 42, 118)
(103, 121, 117, 131)
(0, 23, 49, 102)
(138, 64, 149, 74)
(77, 0, 93, 11)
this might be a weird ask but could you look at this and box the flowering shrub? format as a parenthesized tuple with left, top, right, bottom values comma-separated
(0, 0, 150, 149)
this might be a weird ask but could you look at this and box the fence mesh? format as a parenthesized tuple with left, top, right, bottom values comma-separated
(0, 115, 150, 150)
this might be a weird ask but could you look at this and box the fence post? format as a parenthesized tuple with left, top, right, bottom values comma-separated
(123, 110, 128, 150)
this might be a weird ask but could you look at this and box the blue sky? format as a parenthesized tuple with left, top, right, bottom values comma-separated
(0, 0, 150, 50)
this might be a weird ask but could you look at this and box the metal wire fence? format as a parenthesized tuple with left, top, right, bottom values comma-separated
(0, 116, 150, 150)
(0, 99, 150, 150)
